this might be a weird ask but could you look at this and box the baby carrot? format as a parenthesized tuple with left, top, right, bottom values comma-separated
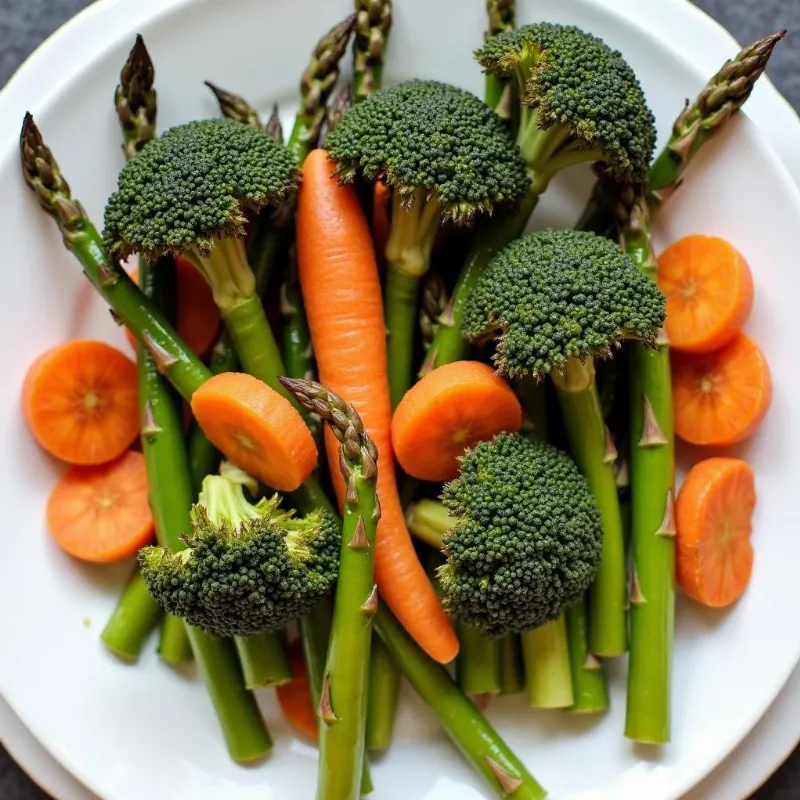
(276, 639, 318, 741)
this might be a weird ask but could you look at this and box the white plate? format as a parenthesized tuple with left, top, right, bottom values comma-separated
(1, 1, 799, 799)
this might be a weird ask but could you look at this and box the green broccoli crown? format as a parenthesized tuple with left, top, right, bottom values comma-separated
(462, 229, 666, 379)
(438, 432, 602, 637)
(324, 79, 530, 223)
(476, 23, 656, 182)
(138, 477, 340, 637)
(103, 117, 300, 262)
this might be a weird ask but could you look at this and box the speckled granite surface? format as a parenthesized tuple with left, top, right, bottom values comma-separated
(0, 1, 798, 798)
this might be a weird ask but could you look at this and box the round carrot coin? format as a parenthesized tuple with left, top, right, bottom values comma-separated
(190, 372, 318, 492)
(46, 450, 154, 563)
(676, 457, 756, 608)
(671, 333, 772, 447)
(391, 361, 523, 481)
(22, 340, 140, 465)
(658, 235, 753, 353)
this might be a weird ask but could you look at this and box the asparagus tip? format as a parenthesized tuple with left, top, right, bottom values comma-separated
(264, 103, 283, 144)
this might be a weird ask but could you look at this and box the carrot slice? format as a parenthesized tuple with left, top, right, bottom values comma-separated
(658, 235, 753, 353)
(190, 372, 317, 492)
(22, 340, 140, 466)
(126, 256, 221, 358)
(672, 333, 772, 446)
(392, 361, 523, 481)
(675, 458, 755, 607)
(276, 639, 318, 741)
(46, 450, 154, 563)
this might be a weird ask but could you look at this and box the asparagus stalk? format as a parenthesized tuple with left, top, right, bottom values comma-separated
(498, 634, 524, 695)
(578, 30, 786, 232)
(419, 271, 447, 353)
(375, 606, 546, 799)
(353, 0, 393, 103)
(281, 378, 379, 800)
(484, 1, 516, 119)
(615, 185, 675, 743)
(565, 599, 609, 713)
(100, 573, 163, 661)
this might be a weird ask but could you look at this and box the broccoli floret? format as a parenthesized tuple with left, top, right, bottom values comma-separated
(435, 432, 603, 637)
(462, 229, 665, 381)
(475, 23, 656, 191)
(103, 117, 299, 311)
(138, 474, 340, 638)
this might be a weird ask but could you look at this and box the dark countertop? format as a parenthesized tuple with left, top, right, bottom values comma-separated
(1, 1, 798, 798)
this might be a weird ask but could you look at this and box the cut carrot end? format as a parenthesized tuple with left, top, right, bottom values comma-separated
(392, 361, 523, 482)
(276, 639, 318, 741)
(676, 457, 755, 608)
(22, 340, 140, 466)
(190, 372, 317, 492)
(658, 234, 754, 354)
(46, 450, 154, 563)
(672, 332, 772, 447)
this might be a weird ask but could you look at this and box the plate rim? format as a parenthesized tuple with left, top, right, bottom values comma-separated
(1, 1, 799, 799)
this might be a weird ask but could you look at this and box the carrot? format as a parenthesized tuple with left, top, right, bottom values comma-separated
(276, 639, 318, 741)
(672, 333, 772, 447)
(675, 458, 756, 607)
(391, 360, 523, 481)
(22, 340, 139, 466)
(190, 371, 317, 492)
(46, 450, 154, 563)
(372, 181, 390, 268)
(296, 148, 459, 665)
(126, 256, 221, 358)
(658, 235, 753, 353)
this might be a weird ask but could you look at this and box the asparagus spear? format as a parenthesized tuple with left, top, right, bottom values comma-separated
(419, 271, 447, 352)
(578, 30, 786, 231)
(353, 0, 392, 103)
(375, 606, 546, 799)
(320, 82, 354, 142)
(281, 378, 379, 800)
(484, 0, 516, 119)
(101, 35, 191, 665)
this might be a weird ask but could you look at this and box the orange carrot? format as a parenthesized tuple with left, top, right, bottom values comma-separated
(658, 235, 753, 354)
(190, 372, 317, 492)
(675, 458, 756, 607)
(46, 450, 154, 563)
(392, 361, 523, 481)
(296, 148, 459, 665)
(22, 340, 139, 466)
(372, 181, 390, 268)
(126, 256, 221, 358)
(672, 333, 772, 447)
(276, 639, 318, 741)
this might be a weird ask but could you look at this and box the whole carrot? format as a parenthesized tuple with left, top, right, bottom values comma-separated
(295, 148, 458, 665)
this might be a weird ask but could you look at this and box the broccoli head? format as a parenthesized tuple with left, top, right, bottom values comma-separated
(437, 432, 603, 637)
(475, 23, 656, 190)
(103, 117, 299, 311)
(462, 229, 666, 380)
(138, 474, 340, 637)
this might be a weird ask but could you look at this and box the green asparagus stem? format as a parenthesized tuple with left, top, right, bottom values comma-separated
(616, 187, 676, 744)
(521, 618, 573, 708)
(235, 633, 291, 689)
(280, 377, 378, 800)
(100, 571, 163, 661)
(565, 599, 609, 714)
(375, 606, 546, 799)
(385, 266, 425, 408)
(484, 1, 516, 118)
(457, 622, 501, 697)
(365, 638, 401, 751)
(158, 614, 194, 664)
(552, 359, 627, 657)
(205, 81, 262, 129)
(288, 14, 357, 161)
(498, 634, 524, 695)
(353, 0, 392, 103)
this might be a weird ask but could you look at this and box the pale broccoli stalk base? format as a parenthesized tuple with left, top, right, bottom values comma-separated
(520, 617, 573, 708)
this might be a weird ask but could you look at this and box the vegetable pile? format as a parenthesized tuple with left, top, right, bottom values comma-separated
(17, 2, 785, 797)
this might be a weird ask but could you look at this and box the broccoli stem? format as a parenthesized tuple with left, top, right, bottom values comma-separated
(520, 617, 573, 708)
(353, 0, 392, 103)
(158, 614, 194, 663)
(621, 195, 675, 744)
(484, 0, 516, 117)
(498, 634, 524, 695)
(365, 638, 401, 750)
(100, 570, 163, 661)
(375, 606, 546, 800)
(422, 188, 540, 373)
(235, 633, 292, 689)
(280, 378, 379, 800)
(385, 269, 423, 408)
(552, 358, 627, 658)
(565, 599, 609, 714)
(457, 622, 501, 696)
